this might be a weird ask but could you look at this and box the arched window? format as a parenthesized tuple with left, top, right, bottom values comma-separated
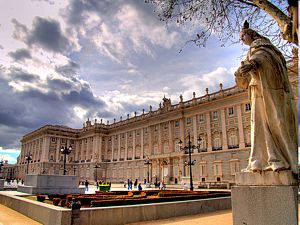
(229, 133, 238, 146)
(135, 146, 141, 159)
(213, 137, 222, 151)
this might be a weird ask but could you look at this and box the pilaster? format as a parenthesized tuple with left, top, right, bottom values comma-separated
(220, 109, 228, 150)
(206, 112, 212, 152)
(237, 104, 245, 148)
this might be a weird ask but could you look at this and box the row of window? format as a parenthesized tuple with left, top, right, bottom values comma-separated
(49, 103, 251, 145)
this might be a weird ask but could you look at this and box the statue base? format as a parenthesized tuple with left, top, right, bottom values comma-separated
(232, 171, 298, 225)
(17, 174, 84, 194)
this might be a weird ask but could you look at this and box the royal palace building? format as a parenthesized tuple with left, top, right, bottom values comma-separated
(11, 56, 298, 187)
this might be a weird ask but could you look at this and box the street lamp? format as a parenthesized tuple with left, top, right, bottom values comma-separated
(60, 145, 72, 175)
(0, 160, 4, 178)
(144, 157, 152, 184)
(178, 133, 201, 191)
(94, 165, 100, 183)
(25, 154, 33, 174)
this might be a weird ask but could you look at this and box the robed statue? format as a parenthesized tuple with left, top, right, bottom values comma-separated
(235, 21, 297, 175)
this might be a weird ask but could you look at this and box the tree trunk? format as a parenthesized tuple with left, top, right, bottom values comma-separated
(251, 0, 297, 45)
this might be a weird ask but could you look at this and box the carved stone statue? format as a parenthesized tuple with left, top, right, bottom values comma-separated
(235, 21, 297, 174)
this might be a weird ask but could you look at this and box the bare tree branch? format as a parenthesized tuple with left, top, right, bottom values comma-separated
(147, 0, 298, 52)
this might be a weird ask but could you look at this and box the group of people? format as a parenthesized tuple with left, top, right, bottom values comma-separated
(125, 178, 139, 190)
(124, 178, 166, 191)
(154, 180, 166, 190)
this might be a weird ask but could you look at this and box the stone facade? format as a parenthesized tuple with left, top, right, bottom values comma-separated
(13, 58, 298, 186)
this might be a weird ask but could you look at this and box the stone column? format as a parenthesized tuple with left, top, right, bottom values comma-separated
(86, 138, 90, 161)
(75, 140, 80, 161)
(105, 137, 109, 161)
(55, 137, 61, 162)
(205, 112, 212, 152)
(111, 135, 114, 162)
(141, 128, 144, 158)
(158, 124, 162, 154)
(93, 135, 100, 162)
(80, 139, 85, 161)
(179, 157, 185, 177)
(168, 121, 174, 153)
(118, 134, 121, 161)
(149, 126, 153, 155)
(236, 104, 245, 148)
(99, 136, 103, 161)
(192, 115, 198, 145)
(125, 133, 128, 161)
(41, 135, 50, 162)
(179, 118, 185, 145)
(132, 131, 136, 160)
(220, 109, 228, 150)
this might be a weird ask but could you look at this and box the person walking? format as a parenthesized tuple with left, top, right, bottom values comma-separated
(84, 180, 89, 192)
(138, 183, 142, 191)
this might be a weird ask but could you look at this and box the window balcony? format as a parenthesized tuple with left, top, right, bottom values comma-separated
(212, 147, 222, 151)
(198, 148, 207, 153)
(228, 145, 239, 149)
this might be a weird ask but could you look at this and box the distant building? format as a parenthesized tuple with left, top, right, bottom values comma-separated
(15, 56, 298, 186)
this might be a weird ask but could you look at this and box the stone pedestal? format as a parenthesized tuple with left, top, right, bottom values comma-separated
(0, 179, 4, 191)
(232, 171, 298, 225)
(17, 174, 84, 194)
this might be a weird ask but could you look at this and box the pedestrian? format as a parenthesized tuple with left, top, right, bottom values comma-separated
(134, 179, 138, 188)
(84, 180, 89, 192)
(160, 181, 165, 190)
(138, 183, 142, 191)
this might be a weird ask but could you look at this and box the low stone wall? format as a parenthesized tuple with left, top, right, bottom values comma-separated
(0, 192, 231, 225)
(0, 193, 71, 225)
(80, 197, 232, 225)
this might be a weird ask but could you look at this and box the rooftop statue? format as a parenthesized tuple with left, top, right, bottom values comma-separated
(235, 21, 297, 175)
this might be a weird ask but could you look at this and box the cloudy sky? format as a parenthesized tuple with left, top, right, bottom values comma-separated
(0, 0, 248, 164)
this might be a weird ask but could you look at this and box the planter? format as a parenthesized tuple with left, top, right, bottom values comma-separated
(99, 185, 110, 192)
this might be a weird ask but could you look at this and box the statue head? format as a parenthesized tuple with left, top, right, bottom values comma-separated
(240, 20, 265, 45)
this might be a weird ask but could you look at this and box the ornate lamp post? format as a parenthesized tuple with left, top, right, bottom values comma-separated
(94, 165, 100, 183)
(0, 160, 4, 178)
(144, 157, 152, 184)
(178, 133, 201, 191)
(25, 154, 33, 174)
(60, 145, 72, 175)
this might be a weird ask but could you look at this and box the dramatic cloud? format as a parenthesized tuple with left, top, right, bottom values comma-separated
(62, 0, 182, 65)
(8, 49, 32, 61)
(55, 60, 80, 77)
(12, 17, 76, 53)
(0, 66, 111, 148)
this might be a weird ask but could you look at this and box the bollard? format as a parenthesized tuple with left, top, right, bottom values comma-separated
(71, 200, 81, 225)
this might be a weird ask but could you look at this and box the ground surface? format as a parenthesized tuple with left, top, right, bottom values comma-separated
(0, 182, 298, 225)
